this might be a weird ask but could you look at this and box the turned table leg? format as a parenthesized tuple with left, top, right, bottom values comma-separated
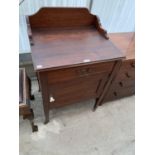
(29, 109, 38, 132)
(23, 109, 38, 132)
(29, 118, 38, 132)
(29, 119, 38, 132)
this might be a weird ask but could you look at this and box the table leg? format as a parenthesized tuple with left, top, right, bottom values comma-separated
(23, 109, 38, 132)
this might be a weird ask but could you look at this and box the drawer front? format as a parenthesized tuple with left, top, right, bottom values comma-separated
(48, 73, 109, 108)
(115, 70, 135, 81)
(115, 60, 135, 81)
(47, 62, 114, 84)
(121, 60, 135, 71)
(105, 86, 135, 102)
(111, 79, 135, 90)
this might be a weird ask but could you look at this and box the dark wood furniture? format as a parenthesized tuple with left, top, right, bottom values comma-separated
(28, 7, 125, 123)
(19, 68, 38, 132)
(100, 33, 135, 103)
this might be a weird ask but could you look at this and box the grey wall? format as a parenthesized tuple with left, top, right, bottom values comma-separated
(91, 0, 135, 33)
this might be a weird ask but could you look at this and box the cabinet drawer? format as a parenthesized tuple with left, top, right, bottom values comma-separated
(115, 68, 135, 81)
(121, 60, 135, 71)
(111, 79, 135, 89)
(47, 62, 114, 84)
(114, 59, 135, 81)
(105, 86, 135, 102)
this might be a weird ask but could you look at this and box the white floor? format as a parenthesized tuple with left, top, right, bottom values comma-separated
(19, 80, 135, 155)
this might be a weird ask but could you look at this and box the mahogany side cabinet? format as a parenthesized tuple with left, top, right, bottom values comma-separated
(103, 33, 135, 103)
(28, 7, 125, 123)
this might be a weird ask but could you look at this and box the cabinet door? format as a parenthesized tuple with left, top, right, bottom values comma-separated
(48, 73, 109, 108)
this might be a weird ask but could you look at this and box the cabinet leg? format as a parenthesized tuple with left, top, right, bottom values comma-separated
(29, 118, 38, 132)
(44, 110, 49, 124)
(93, 98, 99, 111)
(26, 109, 38, 132)
(38, 80, 41, 92)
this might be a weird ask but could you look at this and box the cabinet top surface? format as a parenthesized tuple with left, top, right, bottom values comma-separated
(109, 32, 135, 60)
(29, 7, 125, 71)
(31, 27, 125, 71)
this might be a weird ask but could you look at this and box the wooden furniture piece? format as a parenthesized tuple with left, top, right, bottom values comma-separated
(99, 33, 135, 104)
(19, 68, 38, 132)
(28, 7, 125, 123)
